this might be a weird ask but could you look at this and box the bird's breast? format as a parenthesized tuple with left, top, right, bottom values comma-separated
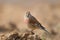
(24, 18, 29, 24)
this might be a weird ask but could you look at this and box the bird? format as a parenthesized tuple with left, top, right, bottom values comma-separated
(24, 11, 50, 34)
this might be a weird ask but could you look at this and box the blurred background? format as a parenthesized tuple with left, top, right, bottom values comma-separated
(0, 0, 60, 40)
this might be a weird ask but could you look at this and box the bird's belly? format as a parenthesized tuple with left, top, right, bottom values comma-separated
(28, 24, 38, 30)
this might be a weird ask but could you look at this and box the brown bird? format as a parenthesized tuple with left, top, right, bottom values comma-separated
(24, 11, 49, 33)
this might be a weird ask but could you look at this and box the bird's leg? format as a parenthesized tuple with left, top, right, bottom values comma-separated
(30, 30, 35, 35)
(25, 29, 35, 35)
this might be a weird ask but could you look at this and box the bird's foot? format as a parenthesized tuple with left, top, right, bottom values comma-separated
(25, 29, 35, 35)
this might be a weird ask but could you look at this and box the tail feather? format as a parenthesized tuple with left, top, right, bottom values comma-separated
(40, 25, 51, 34)
(44, 29, 50, 34)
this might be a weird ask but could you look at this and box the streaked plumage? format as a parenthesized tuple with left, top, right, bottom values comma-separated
(24, 11, 49, 33)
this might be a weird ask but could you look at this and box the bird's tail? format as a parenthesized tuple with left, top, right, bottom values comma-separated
(40, 25, 51, 34)
(43, 29, 50, 34)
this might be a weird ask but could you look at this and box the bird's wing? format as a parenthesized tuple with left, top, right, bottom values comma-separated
(29, 15, 50, 34)
(29, 16, 41, 27)
(29, 16, 46, 30)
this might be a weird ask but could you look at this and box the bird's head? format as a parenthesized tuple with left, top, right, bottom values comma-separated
(24, 11, 31, 23)
(26, 11, 31, 18)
